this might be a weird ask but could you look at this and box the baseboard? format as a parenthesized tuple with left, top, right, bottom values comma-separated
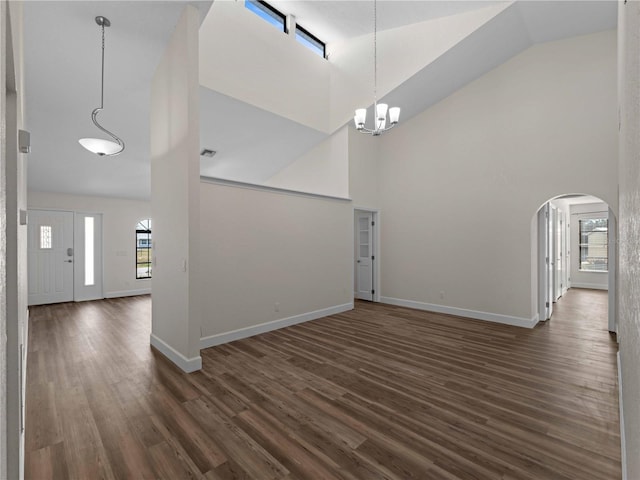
(105, 288, 151, 299)
(618, 352, 628, 480)
(201, 302, 354, 349)
(150, 334, 202, 373)
(379, 297, 538, 329)
(570, 283, 608, 291)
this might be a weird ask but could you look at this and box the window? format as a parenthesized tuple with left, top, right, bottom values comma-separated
(295, 25, 326, 58)
(40, 225, 52, 249)
(136, 219, 152, 279)
(579, 217, 608, 272)
(85, 217, 95, 286)
(245, 0, 286, 32)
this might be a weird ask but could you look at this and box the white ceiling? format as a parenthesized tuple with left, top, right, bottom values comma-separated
(24, 1, 212, 200)
(24, 1, 617, 200)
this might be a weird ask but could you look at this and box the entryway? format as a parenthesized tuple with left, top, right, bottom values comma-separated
(534, 194, 616, 333)
(27, 209, 103, 305)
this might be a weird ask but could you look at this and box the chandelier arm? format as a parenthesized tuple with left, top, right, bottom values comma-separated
(91, 107, 125, 155)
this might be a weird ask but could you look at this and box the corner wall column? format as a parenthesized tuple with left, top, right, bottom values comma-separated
(149, 5, 202, 372)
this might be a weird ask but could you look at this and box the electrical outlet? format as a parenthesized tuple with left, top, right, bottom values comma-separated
(275, 302, 280, 312)
(439, 291, 445, 300)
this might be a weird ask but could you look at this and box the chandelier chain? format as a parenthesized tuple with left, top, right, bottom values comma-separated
(373, 0, 377, 106)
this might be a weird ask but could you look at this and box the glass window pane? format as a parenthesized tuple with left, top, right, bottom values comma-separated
(245, 0, 286, 31)
(40, 225, 52, 249)
(295, 26, 325, 58)
(136, 218, 152, 279)
(85, 217, 95, 286)
(579, 218, 608, 272)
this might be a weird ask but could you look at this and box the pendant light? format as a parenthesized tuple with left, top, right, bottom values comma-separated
(353, 0, 400, 136)
(79, 16, 125, 156)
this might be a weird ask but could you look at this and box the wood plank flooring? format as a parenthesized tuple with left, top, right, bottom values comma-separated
(25, 288, 621, 479)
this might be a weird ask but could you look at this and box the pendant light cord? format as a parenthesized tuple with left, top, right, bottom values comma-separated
(100, 21, 105, 109)
(89, 16, 125, 155)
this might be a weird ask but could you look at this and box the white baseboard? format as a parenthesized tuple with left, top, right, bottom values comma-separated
(570, 283, 608, 291)
(150, 333, 202, 373)
(105, 288, 151, 299)
(379, 297, 538, 329)
(201, 302, 354, 349)
(618, 352, 627, 480)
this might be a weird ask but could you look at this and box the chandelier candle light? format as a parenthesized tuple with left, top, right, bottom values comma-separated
(354, 0, 400, 136)
(79, 16, 125, 156)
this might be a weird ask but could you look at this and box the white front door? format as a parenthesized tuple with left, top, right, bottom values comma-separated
(28, 209, 75, 305)
(356, 212, 374, 301)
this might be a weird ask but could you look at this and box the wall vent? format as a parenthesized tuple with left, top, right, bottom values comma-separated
(200, 148, 217, 157)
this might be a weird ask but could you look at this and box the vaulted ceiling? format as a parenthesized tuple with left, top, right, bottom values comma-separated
(24, 1, 616, 200)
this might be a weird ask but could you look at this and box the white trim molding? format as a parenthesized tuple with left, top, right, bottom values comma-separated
(618, 352, 627, 480)
(200, 176, 352, 203)
(380, 297, 539, 329)
(570, 282, 608, 291)
(150, 334, 202, 373)
(201, 303, 353, 349)
(105, 288, 151, 299)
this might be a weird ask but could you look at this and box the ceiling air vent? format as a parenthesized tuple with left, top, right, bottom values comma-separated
(200, 148, 216, 157)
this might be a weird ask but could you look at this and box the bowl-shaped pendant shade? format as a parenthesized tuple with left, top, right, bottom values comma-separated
(79, 137, 123, 156)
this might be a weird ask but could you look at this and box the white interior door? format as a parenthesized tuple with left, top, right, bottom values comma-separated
(556, 208, 565, 298)
(356, 212, 374, 301)
(547, 206, 554, 317)
(538, 204, 553, 321)
(28, 209, 74, 305)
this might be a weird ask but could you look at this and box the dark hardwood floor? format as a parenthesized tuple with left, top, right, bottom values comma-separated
(25, 289, 621, 479)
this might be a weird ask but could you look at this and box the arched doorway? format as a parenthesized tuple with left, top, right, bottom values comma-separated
(533, 193, 617, 333)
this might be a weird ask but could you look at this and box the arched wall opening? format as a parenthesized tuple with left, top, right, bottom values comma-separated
(531, 193, 617, 333)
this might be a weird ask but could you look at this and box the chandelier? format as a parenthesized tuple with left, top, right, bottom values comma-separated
(353, 0, 400, 136)
(78, 16, 125, 156)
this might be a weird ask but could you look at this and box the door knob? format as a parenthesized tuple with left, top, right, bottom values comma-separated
(64, 260, 73, 263)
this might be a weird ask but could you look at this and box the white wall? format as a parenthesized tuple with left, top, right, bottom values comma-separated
(2, 2, 28, 478)
(348, 127, 380, 210)
(27, 191, 152, 297)
(199, 0, 330, 132)
(264, 126, 349, 198)
(373, 30, 617, 324)
(617, 1, 640, 477)
(199, 180, 352, 346)
(150, 5, 202, 372)
(569, 202, 609, 290)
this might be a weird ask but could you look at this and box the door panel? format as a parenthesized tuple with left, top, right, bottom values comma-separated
(28, 210, 74, 305)
(356, 212, 373, 301)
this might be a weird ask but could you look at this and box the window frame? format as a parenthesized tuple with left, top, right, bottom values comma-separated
(578, 216, 608, 273)
(136, 219, 152, 280)
(245, 0, 286, 32)
(295, 24, 326, 58)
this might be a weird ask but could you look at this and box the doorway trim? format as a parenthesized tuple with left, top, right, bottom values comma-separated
(353, 207, 380, 302)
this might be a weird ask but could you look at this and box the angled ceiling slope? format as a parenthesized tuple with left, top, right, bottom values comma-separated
(367, 1, 617, 133)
